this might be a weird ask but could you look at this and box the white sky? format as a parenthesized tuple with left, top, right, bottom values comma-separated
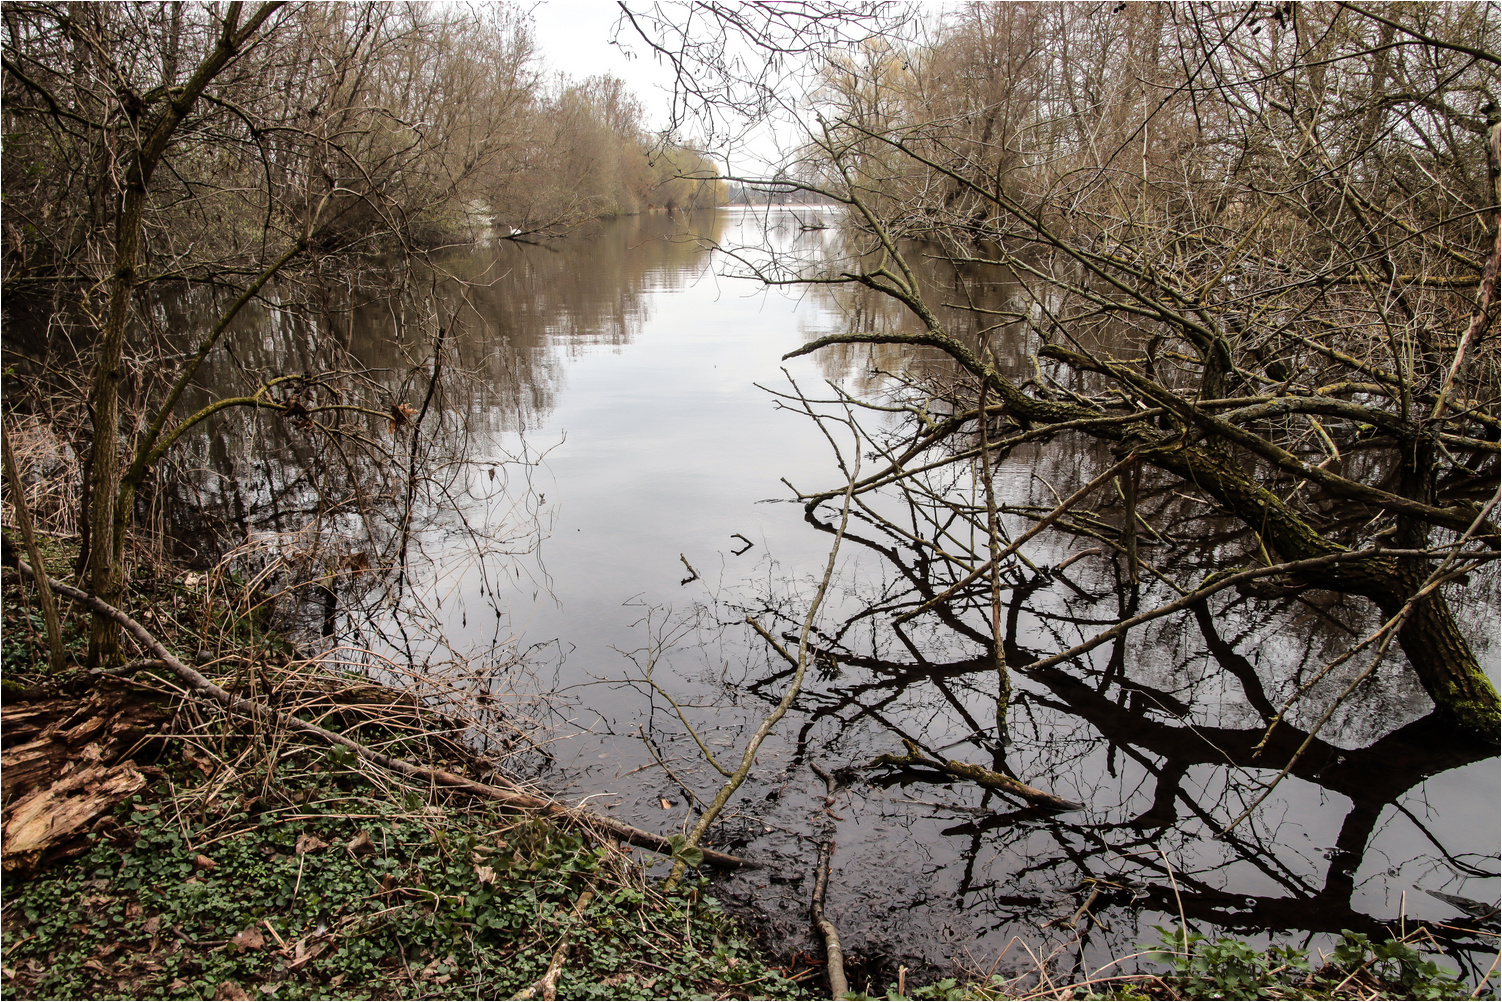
(527, 2, 679, 128)
(525, 0, 810, 173)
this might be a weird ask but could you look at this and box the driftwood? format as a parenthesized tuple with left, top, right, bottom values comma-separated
(868, 739, 1084, 811)
(12, 558, 754, 871)
(811, 839, 848, 1000)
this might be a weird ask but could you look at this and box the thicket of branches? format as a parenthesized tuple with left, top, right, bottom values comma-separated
(633, 0, 1500, 746)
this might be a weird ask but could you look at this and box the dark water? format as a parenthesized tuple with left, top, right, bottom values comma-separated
(166, 208, 1500, 986)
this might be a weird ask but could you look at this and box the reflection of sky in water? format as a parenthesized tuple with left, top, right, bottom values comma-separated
(174, 207, 1499, 983)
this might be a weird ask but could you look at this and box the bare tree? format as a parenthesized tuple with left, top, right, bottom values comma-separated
(625, 0, 1500, 745)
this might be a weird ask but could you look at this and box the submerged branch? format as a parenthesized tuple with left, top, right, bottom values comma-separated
(868, 739, 1083, 811)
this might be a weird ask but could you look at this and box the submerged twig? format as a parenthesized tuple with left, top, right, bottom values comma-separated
(868, 738, 1083, 811)
(664, 387, 860, 889)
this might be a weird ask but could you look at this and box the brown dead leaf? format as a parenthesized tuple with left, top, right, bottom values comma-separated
(125, 901, 143, 919)
(193, 854, 218, 870)
(181, 747, 214, 777)
(216, 980, 250, 1001)
(293, 833, 327, 855)
(659, 798, 675, 810)
(143, 915, 161, 936)
(388, 402, 417, 433)
(473, 864, 496, 885)
(346, 830, 376, 857)
(287, 938, 327, 971)
(419, 955, 456, 980)
(230, 927, 265, 952)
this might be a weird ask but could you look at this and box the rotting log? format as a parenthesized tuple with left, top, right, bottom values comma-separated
(869, 739, 1085, 811)
(11, 558, 755, 871)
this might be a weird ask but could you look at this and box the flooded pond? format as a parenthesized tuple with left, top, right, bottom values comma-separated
(165, 207, 1500, 986)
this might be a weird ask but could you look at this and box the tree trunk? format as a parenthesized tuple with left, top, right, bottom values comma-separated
(1388, 565, 1500, 741)
(82, 1, 286, 665)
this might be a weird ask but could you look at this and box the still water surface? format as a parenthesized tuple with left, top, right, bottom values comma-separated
(176, 207, 1500, 984)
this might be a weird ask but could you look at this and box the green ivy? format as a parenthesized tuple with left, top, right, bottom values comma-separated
(2, 771, 802, 1001)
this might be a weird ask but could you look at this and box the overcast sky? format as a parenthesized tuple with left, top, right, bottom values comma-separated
(527, 2, 679, 128)
(526, 0, 839, 173)
(526, 2, 947, 174)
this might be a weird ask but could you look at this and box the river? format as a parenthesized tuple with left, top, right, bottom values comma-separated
(165, 206, 1500, 987)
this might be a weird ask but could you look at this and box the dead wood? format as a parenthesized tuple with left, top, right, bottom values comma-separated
(868, 739, 1084, 811)
(811, 839, 848, 1000)
(3, 760, 146, 873)
(12, 557, 756, 871)
(0, 686, 168, 872)
(510, 882, 598, 1000)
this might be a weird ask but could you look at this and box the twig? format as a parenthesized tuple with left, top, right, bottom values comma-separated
(2, 421, 65, 672)
(895, 455, 1135, 624)
(636, 725, 707, 810)
(510, 882, 597, 1000)
(867, 739, 1082, 811)
(663, 396, 861, 889)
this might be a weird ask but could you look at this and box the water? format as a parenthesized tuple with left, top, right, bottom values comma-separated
(166, 206, 1500, 986)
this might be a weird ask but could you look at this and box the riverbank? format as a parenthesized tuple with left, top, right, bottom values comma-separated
(3, 550, 1486, 1000)
(0, 556, 804, 1000)
(2, 540, 1489, 1002)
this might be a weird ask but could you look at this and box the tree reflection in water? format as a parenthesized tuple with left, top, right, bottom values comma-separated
(142, 206, 1497, 984)
(701, 375, 1498, 985)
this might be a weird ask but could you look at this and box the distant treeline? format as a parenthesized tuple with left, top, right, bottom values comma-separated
(0, 2, 730, 667)
(723, 184, 834, 206)
(0, 2, 725, 288)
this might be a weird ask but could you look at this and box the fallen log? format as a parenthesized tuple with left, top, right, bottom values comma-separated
(868, 739, 1084, 811)
(12, 559, 755, 871)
